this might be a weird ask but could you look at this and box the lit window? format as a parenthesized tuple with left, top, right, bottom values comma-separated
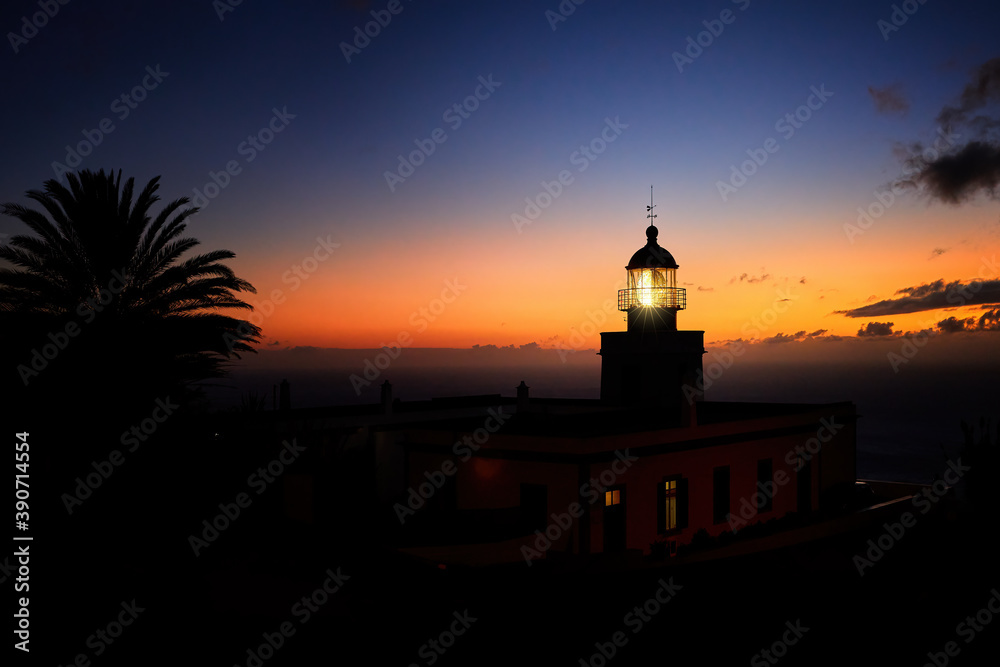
(605, 489, 621, 506)
(664, 480, 677, 530)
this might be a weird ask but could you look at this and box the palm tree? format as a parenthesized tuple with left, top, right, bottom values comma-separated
(0, 168, 260, 415)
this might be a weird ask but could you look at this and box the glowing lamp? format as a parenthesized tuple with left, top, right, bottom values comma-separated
(618, 224, 686, 330)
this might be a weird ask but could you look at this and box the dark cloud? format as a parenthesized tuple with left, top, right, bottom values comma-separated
(937, 309, 1000, 333)
(897, 58, 1000, 203)
(929, 247, 949, 259)
(697, 286, 714, 291)
(762, 332, 799, 344)
(857, 321, 895, 337)
(937, 58, 1000, 133)
(905, 141, 1000, 203)
(895, 279, 945, 297)
(839, 279, 1000, 317)
(807, 329, 828, 337)
(868, 84, 910, 115)
(937, 316, 974, 333)
(799, 277, 807, 284)
(981, 308, 1000, 330)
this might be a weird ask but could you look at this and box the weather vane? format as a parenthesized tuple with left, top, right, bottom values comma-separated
(646, 185, 657, 224)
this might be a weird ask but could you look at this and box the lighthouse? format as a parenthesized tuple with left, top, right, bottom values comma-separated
(599, 190, 706, 416)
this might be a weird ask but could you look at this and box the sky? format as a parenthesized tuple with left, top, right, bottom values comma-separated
(1, 0, 998, 355)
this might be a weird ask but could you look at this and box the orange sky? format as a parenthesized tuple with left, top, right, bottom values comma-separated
(231, 201, 998, 351)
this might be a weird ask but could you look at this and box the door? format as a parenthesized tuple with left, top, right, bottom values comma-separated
(603, 485, 626, 552)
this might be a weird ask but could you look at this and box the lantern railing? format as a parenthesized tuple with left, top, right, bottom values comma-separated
(618, 287, 686, 311)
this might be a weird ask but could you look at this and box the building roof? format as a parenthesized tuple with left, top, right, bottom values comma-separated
(626, 225, 678, 270)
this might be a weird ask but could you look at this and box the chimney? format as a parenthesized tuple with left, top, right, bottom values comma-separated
(516, 380, 530, 413)
(381, 380, 393, 415)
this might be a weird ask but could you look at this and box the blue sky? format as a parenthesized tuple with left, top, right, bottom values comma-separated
(1, 0, 998, 348)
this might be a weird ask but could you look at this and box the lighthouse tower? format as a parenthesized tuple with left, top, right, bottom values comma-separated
(599, 190, 706, 417)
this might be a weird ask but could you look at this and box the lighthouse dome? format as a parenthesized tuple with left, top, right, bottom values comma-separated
(625, 225, 678, 270)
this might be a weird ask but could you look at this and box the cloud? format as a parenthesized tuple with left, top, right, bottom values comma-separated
(937, 316, 974, 333)
(929, 247, 949, 259)
(897, 58, 1000, 203)
(905, 141, 1000, 203)
(838, 279, 1000, 317)
(937, 58, 1000, 133)
(895, 279, 946, 298)
(857, 321, 895, 337)
(799, 277, 807, 284)
(730, 271, 771, 284)
(807, 329, 827, 337)
(868, 83, 910, 115)
(697, 286, 714, 292)
(762, 332, 800, 344)
(937, 308, 1000, 333)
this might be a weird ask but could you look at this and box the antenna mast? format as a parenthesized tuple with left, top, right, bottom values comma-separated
(646, 185, 657, 225)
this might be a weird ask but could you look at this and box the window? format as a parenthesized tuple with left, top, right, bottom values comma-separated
(713, 466, 730, 525)
(657, 476, 688, 534)
(663, 479, 678, 530)
(757, 458, 773, 512)
(605, 489, 621, 506)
